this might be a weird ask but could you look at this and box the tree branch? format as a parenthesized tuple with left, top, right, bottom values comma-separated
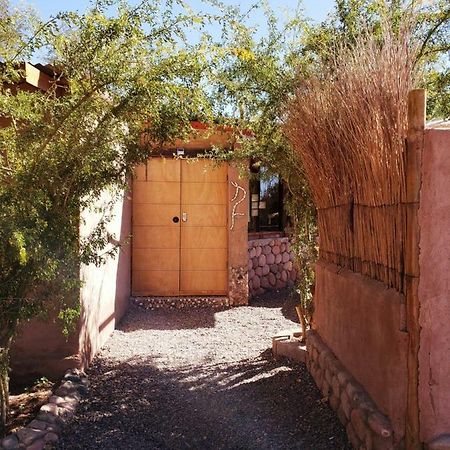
(416, 8, 450, 62)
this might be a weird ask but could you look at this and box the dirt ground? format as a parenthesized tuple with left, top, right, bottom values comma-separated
(57, 291, 351, 450)
(6, 378, 54, 435)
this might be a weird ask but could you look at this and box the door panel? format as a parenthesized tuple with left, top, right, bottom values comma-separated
(133, 204, 180, 227)
(180, 160, 228, 295)
(132, 158, 181, 296)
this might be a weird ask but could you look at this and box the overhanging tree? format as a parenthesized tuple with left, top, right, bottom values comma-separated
(200, 0, 449, 336)
(0, 0, 216, 433)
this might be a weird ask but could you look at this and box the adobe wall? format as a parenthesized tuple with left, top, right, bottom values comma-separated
(10, 314, 80, 382)
(248, 237, 297, 296)
(418, 127, 450, 445)
(312, 261, 408, 444)
(10, 188, 132, 381)
(78, 188, 132, 367)
(228, 164, 249, 306)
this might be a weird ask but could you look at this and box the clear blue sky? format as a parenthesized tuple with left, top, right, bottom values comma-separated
(18, 0, 336, 23)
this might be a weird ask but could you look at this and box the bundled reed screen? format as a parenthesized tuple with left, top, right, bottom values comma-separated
(285, 27, 416, 293)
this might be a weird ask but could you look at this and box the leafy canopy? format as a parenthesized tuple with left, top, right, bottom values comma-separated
(0, 0, 217, 332)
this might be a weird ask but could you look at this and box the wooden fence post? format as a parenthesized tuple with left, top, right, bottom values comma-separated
(404, 89, 426, 450)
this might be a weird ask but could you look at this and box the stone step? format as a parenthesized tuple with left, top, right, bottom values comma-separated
(272, 329, 307, 363)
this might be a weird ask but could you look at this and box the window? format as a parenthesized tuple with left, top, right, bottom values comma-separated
(248, 166, 283, 232)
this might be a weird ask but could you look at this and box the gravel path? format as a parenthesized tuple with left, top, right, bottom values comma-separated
(58, 292, 350, 450)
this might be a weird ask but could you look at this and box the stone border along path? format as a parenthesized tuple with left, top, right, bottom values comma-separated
(56, 292, 352, 450)
(1, 369, 88, 450)
(306, 331, 395, 450)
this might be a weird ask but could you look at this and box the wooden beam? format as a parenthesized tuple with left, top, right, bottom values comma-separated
(404, 89, 426, 450)
(24, 63, 52, 91)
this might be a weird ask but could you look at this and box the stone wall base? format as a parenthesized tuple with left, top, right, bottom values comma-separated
(248, 237, 297, 296)
(306, 330, 400, 450)
(132, 296, 229, 309)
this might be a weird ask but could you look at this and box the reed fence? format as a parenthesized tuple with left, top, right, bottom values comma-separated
(285, 25, 417, 293)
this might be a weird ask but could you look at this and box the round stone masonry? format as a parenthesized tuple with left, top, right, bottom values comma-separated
(248, 237, 298, 297)
(1, 369, 89, 450)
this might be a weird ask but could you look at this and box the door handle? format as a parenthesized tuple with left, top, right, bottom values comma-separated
(182, 212, 188, 222)
(172, 216, 179, 223)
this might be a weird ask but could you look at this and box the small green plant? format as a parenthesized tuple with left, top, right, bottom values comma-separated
(23, 377, 51, 394)
(34, 377, 51, 389)
(17, 403, 25, 413)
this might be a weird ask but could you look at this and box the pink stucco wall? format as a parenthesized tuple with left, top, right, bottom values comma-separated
(78, 188, 132, 367)
(11, 317, 80, 381)
(10, 188, 132, 381)
(313, 261, 408, 441)
(418, 127, 450, 443)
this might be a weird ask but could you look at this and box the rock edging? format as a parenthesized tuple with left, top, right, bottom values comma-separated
(306, 330, 397, 450)
(1, 369, 88, 450)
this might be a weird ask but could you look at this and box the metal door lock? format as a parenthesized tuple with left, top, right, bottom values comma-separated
(182, 212, 188, 222)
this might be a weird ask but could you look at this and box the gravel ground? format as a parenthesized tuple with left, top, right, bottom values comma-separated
(58, 292, 351, 450)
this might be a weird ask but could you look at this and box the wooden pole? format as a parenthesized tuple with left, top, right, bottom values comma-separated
(404, 89, 426, 450)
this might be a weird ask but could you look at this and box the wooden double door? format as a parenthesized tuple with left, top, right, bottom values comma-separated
(132, 158, 228, 296)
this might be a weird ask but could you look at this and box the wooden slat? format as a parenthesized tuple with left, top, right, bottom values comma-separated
(132, 270, 179, 296)
(181, 205, 227, 227)
(133, 181, 180, 204)
(181, 160, 227, 183)
(133, 248, 179, 271)
(182, 182, 227, 205)
(180, 270, 228, 294)
(133, 204, 181, 226)
(181, 248, 227, 271)
(133, 226, 180, 249)
(181, 227, 227, 249)
(25, 62, 52, 91)
(404, 89, 425, 450)
(147, 158, 180, 182)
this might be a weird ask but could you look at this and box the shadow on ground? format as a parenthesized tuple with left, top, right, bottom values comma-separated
(58, 352, 350, 450)
(122, 289, 300, 333)
(250, 289, 300, 324)
(120, 306, 222, 332)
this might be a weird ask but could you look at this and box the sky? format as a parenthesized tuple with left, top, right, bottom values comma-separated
(17, 0, 336, 24)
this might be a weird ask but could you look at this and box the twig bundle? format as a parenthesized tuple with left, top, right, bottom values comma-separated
(285, 23, 417, 292)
